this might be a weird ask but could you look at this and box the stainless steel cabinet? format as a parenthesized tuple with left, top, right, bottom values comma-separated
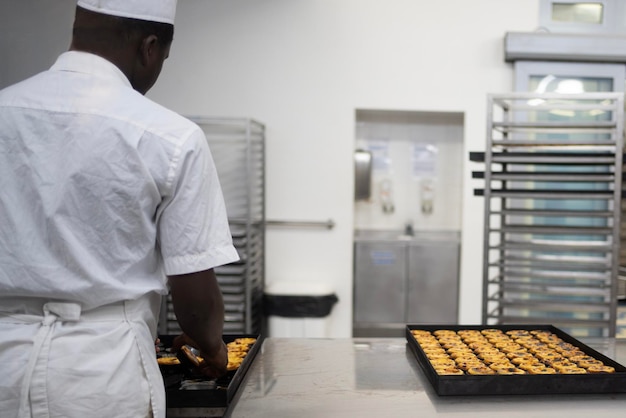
(354, 240, 407, 325)
(407, 241, 459, 324)
(353, 231, 460, 337)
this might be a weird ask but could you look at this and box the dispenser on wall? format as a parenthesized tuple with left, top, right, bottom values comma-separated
(420, 178, 435, 215)
(354, 149, 373, 201)
(380, 178, 395, 214)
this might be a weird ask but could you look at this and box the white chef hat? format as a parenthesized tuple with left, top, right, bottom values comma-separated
(77, 0, 177, 25)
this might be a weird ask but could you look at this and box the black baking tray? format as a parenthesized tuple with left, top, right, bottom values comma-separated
(406, 325, 626, 396)
(157, 334, 262, 408)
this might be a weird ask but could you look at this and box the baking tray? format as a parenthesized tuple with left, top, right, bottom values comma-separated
(406, 325, 626, 396)
(157, 334, 262, 408)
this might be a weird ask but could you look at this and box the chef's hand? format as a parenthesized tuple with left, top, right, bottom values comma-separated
(170, 332, 194, 352)
(171, 333, 228, 378)
(197, 340, 228, 378)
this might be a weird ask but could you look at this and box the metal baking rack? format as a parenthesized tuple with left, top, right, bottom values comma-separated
(159, 118, 266, 335)
(471, 93, 624, 337)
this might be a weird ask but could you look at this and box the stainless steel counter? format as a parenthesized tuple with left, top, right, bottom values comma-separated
(225, 337, 626, 418)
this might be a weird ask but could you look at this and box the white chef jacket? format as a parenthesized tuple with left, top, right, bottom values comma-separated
(0, 51, 240, 418)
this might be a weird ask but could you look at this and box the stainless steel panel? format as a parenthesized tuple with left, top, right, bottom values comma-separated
(504, 31, 626, 63)
(353, 231, 461, 335)
(354, 241, 406, 323)
(406, 241, 459, 324)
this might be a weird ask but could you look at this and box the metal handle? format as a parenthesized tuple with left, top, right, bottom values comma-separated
(229, 218, 335, 230)
(265, 219, 335, 230)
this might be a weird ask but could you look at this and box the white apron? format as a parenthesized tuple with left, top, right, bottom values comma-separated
(0, 293, 165, 418)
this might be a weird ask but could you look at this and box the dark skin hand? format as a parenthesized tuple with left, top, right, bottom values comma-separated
(171, 333, 228, 378)
(168, 269, 228, 379)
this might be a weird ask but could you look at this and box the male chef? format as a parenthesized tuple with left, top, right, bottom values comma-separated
(0, 1, 239, 417)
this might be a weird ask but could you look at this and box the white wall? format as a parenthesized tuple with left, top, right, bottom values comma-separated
(0, 0, 541, 337)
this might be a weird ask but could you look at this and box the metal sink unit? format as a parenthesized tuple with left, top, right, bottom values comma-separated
(353, 230, 460, 337)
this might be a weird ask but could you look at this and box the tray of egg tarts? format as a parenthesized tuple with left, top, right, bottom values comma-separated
(156, 334, 262, 410)
(406, 325, 626, 396)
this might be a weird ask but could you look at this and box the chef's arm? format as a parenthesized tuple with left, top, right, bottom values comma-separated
(168, 268, 225, 356)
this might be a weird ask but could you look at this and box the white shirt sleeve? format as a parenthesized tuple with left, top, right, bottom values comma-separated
(157, 127, 239, 276)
